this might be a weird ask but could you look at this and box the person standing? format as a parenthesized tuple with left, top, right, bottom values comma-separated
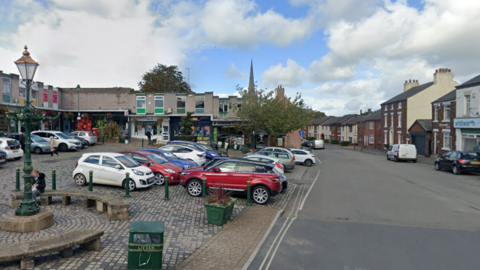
(19, 131, 26, 153)
(32, 169, 46, 205)
(49, 136, 58, 156)
(145, 129, 152, 146)
(125, 128, 130, 145)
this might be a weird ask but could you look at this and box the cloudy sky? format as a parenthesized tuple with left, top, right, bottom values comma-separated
(1, 0, 480, 116)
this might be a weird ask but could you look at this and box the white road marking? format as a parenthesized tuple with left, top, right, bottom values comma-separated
(299, 169, 321, 211)
(316, 157, 322, 164)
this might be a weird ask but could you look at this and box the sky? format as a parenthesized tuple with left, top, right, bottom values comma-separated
(1, 0, 480, 116)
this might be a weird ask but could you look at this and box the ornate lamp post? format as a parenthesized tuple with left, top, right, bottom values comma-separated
(76, 84, 81, 119)
(8, 46, 58, 216)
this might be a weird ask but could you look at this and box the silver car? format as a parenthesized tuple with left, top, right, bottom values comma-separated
(70, 131, 97, 145)
(31, 135, 51, 154)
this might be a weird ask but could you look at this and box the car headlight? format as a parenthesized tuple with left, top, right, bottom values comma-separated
(165, 169, 175, 173)
(181, 172, 190, 175)
(132, 169, 144, 176)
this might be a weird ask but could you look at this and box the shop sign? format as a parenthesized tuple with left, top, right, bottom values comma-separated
(454, 118, 480, 128)
(43, 88, 48, 102)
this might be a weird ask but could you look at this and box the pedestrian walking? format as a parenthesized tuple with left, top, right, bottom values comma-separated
(145, 129, 152, 146)
(32, 169, 46, 205)
(19, 131, 26, 153)
(211, 140, 218, 150)
(49, 136, 58, 156)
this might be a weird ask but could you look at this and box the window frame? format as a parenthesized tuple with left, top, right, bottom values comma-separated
(434, 105, 438, 121)
(136, 95, 146, 114)
(154, 95, 164, 114)
(444, 104, 451, 121)
(443, 131, 451, 150)
(195, 95, 205, 114)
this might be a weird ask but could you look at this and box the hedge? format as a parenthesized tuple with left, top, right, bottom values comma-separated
(340, 141, 350, 146)
(331, 139, 339, 144)
(324, 139, 330, 143)
(306, 137, 316, 141)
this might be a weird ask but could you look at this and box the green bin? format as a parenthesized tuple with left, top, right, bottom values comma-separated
(128, 221, 164, 270)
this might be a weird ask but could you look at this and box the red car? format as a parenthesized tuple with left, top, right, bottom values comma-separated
(180, 159, 281, 204)
(119, 150, 183, 185)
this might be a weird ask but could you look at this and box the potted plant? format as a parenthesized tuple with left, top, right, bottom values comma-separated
(203, 184, 237, 226)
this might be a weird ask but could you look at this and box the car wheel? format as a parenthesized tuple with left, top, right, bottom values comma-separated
(252, 186, 270, 205)
(154, 172, 165, 186)
(34, 147, 42, 154)
(413, 159, 417, 163)
(58, 143, 68, 152)
(304, 159, 313, 167)
(123, 179, 137, 191)
(187, 179, 203, 197)
(14, 157, 21, 160)
(394, 156, 399, 162)
(74, 173, 87, 186)
(453, 166, 461, 175)
(434, 163, 441, 171)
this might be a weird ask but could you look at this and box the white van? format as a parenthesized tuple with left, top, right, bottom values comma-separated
(387, 144, 417, 162)
(313, 140, 324, 150)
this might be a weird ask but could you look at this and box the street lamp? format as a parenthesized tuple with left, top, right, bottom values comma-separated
(9, 46, 58, 216)
(76, 84, 81, 120)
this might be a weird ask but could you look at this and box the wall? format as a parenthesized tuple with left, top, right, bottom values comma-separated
(61, 87, 135, 110)
(205, 92, 214, 114)
(432, 100, 456, 156)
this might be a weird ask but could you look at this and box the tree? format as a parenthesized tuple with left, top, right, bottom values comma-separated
(138, 64, 192, 93)
(235, 86, 308, 146)
(307, 110, 327, 119)
(179, 112, 194, 136)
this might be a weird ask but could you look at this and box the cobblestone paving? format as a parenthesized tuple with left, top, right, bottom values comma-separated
(0, 143, 305, 269)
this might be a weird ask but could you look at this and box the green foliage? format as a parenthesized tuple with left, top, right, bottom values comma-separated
(101, 122, 122, 139)
(324, 139, 330, 143)
(234, 85, 308, 146)
(340, 141, 350, 146)
(306, 136, 316, 141)
(331, 139, 339, 144)
(179, 112, 194, 136)
(95, 118, 108, 136)
(139, 64, 192, 93)
(307, 110, 327, 119)
(205, 185, 233, 207)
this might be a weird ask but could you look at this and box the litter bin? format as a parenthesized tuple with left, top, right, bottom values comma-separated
(128, 221, 164, 270)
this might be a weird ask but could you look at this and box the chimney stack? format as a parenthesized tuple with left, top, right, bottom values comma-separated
(434, 68, 454, 84)
(404, 79, 420, 92)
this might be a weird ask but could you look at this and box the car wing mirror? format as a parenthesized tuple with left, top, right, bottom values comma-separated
(145, 162, 151, 167)
(115, 165, 122, 170)
(212, 167, 221, 172)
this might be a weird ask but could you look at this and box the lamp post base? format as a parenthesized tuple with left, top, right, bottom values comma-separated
(15, 200, 40, 216)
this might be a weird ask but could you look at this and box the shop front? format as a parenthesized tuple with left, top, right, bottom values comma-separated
(454, 118, 480, 152)
(132, 116, 170, 142)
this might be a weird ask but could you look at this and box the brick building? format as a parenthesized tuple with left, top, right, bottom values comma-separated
(359, 110, 382, 149)
(431, 90, 456, 156)
(454, 74, 480, 152)
(381, 68, 458, 155)
(323, 114, 356, 141)
(311, 116, 333, 140)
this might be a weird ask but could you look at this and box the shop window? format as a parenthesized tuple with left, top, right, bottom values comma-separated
(177, 95, 186, 114)
(154, 95, 164, 114)
(195, 95, 205, 114)
(136, 95, 146, 114)
(2, 77, 11, 103)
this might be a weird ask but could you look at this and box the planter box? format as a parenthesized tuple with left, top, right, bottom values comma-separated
(204, 198, 237, 226)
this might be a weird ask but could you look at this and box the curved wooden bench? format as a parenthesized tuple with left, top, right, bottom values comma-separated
(9, 190, 129, 221)
(0, 229, 104, 270)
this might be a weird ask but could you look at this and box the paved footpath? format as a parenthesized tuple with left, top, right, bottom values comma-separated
(175, 206, 281, 270)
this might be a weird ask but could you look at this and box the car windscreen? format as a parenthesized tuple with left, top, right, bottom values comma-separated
(161, 151, 178, 158)
(7, 140, 18, 146)
(31, 135, 47, 143)
(146, 154, 168, 164)
(116, 156, 140, 168)
(56, 133, 69, 139)
(197, 144, 213, 151)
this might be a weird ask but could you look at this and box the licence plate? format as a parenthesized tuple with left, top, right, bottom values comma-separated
(0, 159, 5, 163)
(13, 150, 19, 153)
(147, 177, 155, 184)
(471, 161, 480, 165)
(401, 155, 407, 157)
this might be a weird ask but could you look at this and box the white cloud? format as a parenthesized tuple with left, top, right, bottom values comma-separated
(308, 54, 354, 82)
(223, 63, 246, 79)
(262, 59, 307, 88)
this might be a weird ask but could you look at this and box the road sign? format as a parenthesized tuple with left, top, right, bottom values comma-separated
(299, 131, 305, 136)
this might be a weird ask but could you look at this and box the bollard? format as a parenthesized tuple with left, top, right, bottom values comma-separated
(125, 172, 130, 198)
(247, 181, 252, 206)
(142, 138, 144, 148)
(15, 168, 20, 192)
(102, 136, 105, 144)
(89, 170, 93, 192)
(202, 177, 207, 198)
(164, 175, 169, 201)
(52, 169, 57, 190)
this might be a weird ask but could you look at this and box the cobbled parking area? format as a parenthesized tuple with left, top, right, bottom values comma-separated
(0, 143, 306, 269)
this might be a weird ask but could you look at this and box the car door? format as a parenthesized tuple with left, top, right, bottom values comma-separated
(448, 151, 459, 171)
(439, 152, 451, 170)
(231, 162, 257, 190)
(204, 161, 236, 188)
(100, 156, 125, 186)
(81, 155, 103, 183)
(292, 150, 306, 163)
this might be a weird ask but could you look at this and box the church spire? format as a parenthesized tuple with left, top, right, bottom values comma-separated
(248, 59, 255, 93)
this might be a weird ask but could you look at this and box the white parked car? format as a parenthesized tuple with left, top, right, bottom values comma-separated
(73, 153, 156, 190)
(0, 138, 24, 160)
(159, 145, 206, 166)
(31, 130, 81, 151)
(248, 146, 295, 159)
(70, 130, 97, 145)
(243, 155, 285, 174)
(289, 149, 316, 167)
(387, 144, 417, 162)
(313, 140, 324, 149)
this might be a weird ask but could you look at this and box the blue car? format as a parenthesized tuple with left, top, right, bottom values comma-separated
(138, 148, 198, 169)
(166, 141, 228, 160)
(0, 150, 6, 166)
